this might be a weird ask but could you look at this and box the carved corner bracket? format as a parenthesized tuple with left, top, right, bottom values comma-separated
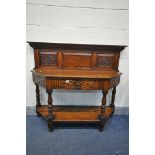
(110, 77, 120, 88)
(32, 73, 45, 87)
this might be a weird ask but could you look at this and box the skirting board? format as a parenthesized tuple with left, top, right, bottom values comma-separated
(26, 106, 129, 115)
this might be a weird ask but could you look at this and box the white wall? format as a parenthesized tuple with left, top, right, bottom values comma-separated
(26, 0, 129, 107)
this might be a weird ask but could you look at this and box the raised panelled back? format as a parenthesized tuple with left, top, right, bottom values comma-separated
(34, 49, 119, 71)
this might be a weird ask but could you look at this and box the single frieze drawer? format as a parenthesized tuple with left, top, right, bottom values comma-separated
(61, 80, 95, 90)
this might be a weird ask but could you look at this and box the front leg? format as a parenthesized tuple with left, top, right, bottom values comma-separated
(110, 86, 116, 117)
(35, 84, 41, 117)
(99, 90, 108, 132)
(47, 89, 54, 132)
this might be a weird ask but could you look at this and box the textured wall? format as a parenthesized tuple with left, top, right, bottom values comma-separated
(26, 0, 129, 107)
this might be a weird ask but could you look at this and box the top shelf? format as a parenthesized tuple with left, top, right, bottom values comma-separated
(27, 42, 127, 51)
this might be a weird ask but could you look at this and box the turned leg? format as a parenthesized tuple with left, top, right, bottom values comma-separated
(110, 86, 116, 117)
(35, 84, 41, 117)
(47, 90, 54, 132)
(99, 90, 108, 132)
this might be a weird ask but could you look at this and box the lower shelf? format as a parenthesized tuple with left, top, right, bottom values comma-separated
(37, 105, 114, 122)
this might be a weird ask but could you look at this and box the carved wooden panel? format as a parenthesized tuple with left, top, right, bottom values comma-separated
(40, 53, 57, 66)
(33, 73, 45, 87)
(110, 77, 120, 88)
(96, 56, 113, 67)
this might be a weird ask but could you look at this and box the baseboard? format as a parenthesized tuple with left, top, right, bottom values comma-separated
(26, 106, 129, 115)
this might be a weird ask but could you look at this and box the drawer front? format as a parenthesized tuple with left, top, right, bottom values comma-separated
(61, 80, 101, 90)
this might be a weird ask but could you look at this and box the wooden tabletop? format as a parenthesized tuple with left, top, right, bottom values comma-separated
(32, 68, 122, 79)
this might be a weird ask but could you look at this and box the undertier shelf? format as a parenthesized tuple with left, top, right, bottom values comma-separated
(37, 105, 113, 122)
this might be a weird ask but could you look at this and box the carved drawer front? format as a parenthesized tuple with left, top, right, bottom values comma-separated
(61, 80, 98, 90)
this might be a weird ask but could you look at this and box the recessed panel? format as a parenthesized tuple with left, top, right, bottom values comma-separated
(62, 52, 92, 68)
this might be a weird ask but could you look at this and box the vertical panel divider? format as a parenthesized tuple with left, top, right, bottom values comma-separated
(57, 50, 63, 68)
(91, 52, 97, 69)
(34, 49, 40, 69)
(113, 51, 120, 71)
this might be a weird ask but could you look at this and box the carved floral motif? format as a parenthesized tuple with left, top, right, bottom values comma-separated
(40, 54, 57, 66)
(96, 56, 113, 67)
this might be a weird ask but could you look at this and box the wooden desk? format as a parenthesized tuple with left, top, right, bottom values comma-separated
(28, 42, 126, 132)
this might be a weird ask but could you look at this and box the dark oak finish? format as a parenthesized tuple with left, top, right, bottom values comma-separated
(28, 42, 125, 132)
